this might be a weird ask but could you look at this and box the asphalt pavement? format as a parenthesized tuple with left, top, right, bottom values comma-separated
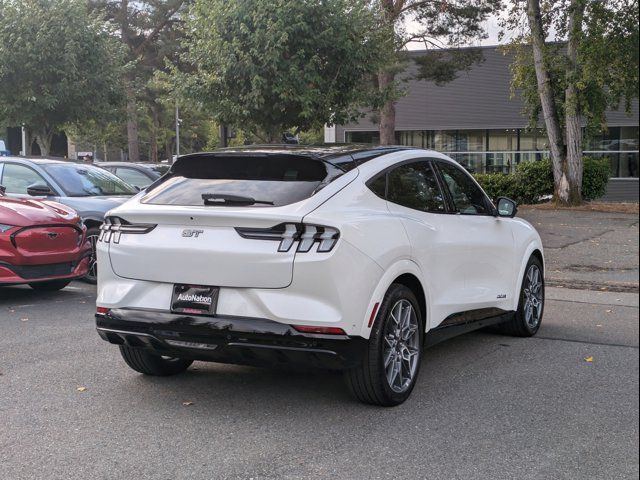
(1, 280, 638, 480)
(1, 209, 639, 480)
(519, 208, 639, 292)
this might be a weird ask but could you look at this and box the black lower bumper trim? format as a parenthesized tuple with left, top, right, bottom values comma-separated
(96, 308, 368, 370)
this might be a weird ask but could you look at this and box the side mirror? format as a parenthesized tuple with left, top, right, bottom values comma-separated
(496, 197, 518, 218)
(0, 185, 6, 195)
(27, 184, 55, 197)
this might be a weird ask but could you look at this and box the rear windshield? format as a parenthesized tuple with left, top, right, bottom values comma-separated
(141, 154, 340, 207)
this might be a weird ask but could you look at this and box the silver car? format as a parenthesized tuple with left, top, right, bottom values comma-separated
(0, 157, 136, 283)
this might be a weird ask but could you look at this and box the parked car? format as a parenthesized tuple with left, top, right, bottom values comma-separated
(0, 184, 91, 290)
(0, 158, 137, 283)
(95, 146, 545, 406)
(97, 162, 170, 190)
(0, 140, 10, 157)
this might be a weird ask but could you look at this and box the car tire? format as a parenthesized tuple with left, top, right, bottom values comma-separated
(82, 227, 100, 284)
(496, 255, 545, 337)
(118, 345, 193, 376)
(28, 279, 72, 291)
(345, 283, 424, 407)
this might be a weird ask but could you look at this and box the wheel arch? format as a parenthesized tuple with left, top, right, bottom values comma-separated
(393, 273, 427, 331)
(512, 243, 545, 311)
(82, 218, 103, 230)
(359, 259, 430, 339)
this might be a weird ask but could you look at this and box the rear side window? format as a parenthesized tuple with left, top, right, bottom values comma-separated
(387, 162, 446, 213)
(142, 154, 338, 207)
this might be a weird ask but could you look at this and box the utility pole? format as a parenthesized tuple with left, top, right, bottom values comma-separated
(21, 126, 27, 156)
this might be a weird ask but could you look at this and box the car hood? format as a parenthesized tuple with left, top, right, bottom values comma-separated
(57, 196, 132, 221)
(0, 197, 79, 227)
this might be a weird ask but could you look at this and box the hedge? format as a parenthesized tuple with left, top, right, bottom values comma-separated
(474, 157, 610, 204)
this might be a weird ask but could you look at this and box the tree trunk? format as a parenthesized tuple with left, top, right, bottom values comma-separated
(526, 0, 569, 204)
(150, 103, 159, 163)
(121, 1, 140, 162)
(377, 0, 400, 146)
(125, 83, 140, 163)
(34, 128, 53, 157)
(564, 0, 587, 206)
(378, 71, 396, 145)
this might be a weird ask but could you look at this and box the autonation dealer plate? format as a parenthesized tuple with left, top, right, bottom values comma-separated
(171, 284, 219, 316)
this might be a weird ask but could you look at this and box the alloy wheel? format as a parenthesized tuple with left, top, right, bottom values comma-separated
(523, 264, 544, 329)
(382, 299, 420, 393)
(85, 233, 99, 282)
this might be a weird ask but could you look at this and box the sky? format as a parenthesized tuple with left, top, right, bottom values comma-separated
(405, 13, 506, 51)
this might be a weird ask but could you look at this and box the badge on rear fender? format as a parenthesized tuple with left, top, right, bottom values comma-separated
(171, 284, 219, 316)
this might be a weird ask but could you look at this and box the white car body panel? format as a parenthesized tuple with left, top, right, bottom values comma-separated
(97, 148, 543, 340)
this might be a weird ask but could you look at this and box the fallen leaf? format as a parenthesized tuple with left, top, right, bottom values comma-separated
(584, 356, 594, 363)
(182, 401, 194, 406)
(606, 309, 613, 313)
(77, 386, 87, 392)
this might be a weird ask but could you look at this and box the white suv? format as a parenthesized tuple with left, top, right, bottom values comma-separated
(95, 146, 545, 406)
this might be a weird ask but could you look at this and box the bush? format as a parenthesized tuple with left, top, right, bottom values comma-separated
(474, 157, 610, 204)
(474, 173, 519, 202)
(515, 159, 554, 204)
(582, 157, 610, 200)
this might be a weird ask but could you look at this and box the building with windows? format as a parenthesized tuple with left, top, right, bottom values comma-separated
(326, 46, 639, 199)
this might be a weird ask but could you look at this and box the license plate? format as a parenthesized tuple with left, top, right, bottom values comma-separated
(171, 284, 219, 316)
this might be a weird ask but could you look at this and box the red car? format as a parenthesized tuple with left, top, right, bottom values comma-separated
(0, 187, 91, 290)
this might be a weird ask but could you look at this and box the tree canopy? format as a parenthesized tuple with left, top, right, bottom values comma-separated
(0, 0, 126, 155)
(503, 0, 639, 205)
(177, 0, 385, 142)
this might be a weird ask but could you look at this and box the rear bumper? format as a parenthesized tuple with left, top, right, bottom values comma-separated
(96, 308, 368, 370)
(0, 255, 90, 285)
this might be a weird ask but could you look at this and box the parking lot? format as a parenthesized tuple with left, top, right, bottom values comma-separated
(1, 210, 639, 480)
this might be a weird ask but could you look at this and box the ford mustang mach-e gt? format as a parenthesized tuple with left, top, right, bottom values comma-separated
(0, 185, 90, 290)
(0, 158, 136, 282)
(95, 146, 545, 406)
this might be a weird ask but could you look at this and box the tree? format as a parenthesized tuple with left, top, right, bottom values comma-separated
(0, 0, 125, 156)
(374, 0, 502, 145)
(90, 0, 188, 162)
(177, 0, 384, 142)
(503, 0, 639, 206)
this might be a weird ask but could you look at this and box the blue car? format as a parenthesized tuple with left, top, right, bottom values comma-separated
(0, 157, 137, 283)
(0, 140, 10, 157)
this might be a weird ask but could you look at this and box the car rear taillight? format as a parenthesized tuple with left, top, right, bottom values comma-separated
(292, 325, 346, 335)
(235, 223, 339, 253)
(99, 216, 156, 244)
(96, 306, 110, 315)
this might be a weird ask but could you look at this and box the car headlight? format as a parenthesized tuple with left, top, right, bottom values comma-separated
(0, 224, 15, 233)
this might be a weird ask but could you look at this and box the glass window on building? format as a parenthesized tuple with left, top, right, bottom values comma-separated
(398, 131, 428, 148)
(487, 129, 518, 174)
(433, 131, 457, 152)
(585, 126, 639, 177)
(620, 126, 639, 178)
(457, 130, 485, 152)
(345, 131, 379, 144)
(519, 128, 548, 163)
(487, 129, 518, 151)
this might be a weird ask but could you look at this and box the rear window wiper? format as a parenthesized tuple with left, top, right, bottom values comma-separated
(201, 193, 274, 206)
